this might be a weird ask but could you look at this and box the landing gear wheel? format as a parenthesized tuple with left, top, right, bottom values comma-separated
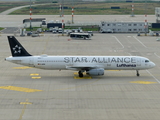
(136, 70, 140, 77)
(78, 71, 83, 77)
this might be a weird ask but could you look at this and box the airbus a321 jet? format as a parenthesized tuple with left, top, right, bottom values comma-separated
(5, 36, 155, 77)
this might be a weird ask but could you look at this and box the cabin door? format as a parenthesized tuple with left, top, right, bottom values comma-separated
(137, 58, 141, 66)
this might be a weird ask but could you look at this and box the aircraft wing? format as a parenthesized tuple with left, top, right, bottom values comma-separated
(66, 65, 103, 71)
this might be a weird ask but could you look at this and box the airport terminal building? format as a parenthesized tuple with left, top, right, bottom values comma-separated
(100, 22, 148, 33)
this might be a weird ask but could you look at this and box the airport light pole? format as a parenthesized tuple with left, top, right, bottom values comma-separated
(156, 8, 159, 23)
(59, 0, 62, 17)
(60, 4, 62, 17)
(144, 0, 147, 36)
(72, 0, 74, 24)
(29, 0, 32, 31)
(131, 0, 135, 17)
(62, 0, 64, 36)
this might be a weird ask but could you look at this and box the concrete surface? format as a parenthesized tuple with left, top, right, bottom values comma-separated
(0, 33, 160, 120)
(0, 15, 157, 27)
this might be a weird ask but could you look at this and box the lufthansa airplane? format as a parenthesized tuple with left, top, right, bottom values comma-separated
(5, 36, 155, 77)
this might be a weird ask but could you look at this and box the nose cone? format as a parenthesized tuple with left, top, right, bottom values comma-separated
(150, 62, 156, 68)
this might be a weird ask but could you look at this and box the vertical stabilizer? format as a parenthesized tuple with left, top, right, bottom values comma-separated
(7, 36, 32, 57)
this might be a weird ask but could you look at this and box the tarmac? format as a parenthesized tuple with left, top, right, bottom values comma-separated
(0, 32, 160, 120)
(0, 15, 157, 27)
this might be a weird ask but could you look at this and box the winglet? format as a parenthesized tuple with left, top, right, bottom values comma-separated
(7, 36, 32, 57)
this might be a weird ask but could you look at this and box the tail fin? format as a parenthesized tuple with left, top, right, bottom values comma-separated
(7, 36, 32, 57)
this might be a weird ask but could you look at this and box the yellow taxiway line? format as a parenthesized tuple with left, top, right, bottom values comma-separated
(74, 76, 92, 79)
(20, 102, 32, 105)
(30, 73, 41, 79)
(13, 66, 32, 69)
(31, 77, 41, 79)
(19, 99, 31, 120)
(130, 81, 157, 84)
(30, 74, 39, 76)
(0, 86, 42, 92)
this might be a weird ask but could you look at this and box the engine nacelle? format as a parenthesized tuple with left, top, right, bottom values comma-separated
(87, 68, 104, 76)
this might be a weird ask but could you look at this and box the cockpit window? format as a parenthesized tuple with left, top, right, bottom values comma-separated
(145, 60, 149, 62)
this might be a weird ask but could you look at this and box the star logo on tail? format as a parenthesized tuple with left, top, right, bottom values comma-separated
(13, 45, 21, 54)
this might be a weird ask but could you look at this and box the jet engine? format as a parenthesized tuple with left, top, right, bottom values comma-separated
(86, 68, 104, 76)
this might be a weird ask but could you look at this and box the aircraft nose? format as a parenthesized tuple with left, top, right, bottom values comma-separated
(151, 62, 156, 68)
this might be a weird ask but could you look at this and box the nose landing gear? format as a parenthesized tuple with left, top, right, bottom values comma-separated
(136, 70, 140, 76)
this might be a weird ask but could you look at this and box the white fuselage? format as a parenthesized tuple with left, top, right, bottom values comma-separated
(5, 55, 155, 71)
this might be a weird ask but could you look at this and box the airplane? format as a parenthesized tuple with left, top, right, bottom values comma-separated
(5, 36, 155, 77)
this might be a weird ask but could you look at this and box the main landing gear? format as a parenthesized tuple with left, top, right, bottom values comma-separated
(78, 71, 83, 77)
(136, 70, 140, 77)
